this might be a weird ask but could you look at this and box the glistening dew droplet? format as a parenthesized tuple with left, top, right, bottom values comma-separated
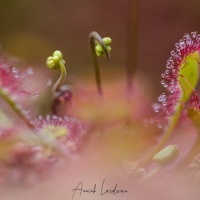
(152, 103, 161, 113)
(158, 94, 166, 102)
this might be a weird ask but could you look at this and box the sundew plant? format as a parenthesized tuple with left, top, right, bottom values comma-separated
(1, 28, 200, 200)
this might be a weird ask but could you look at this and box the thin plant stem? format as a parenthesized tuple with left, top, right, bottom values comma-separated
(142, 102, 183, 166)
(0, 89, 35, 129)
(89, 31, 110, 97)
(46, 51, 68, 115)
(126, 0, 139, 91)
(52, 60, 67, 93)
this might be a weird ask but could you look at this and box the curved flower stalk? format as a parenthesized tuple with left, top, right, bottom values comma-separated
(46, 50, 66, 93)
(89, 31, 111, 97)
(144, 32, 200, 165)
(46, 50, 73, 115)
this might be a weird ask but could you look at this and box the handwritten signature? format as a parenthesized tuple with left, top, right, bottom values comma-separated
(72, 180, 128, 199)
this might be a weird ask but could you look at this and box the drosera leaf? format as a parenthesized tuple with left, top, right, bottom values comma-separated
(143, 32, 200, 166)
(160, 51, 200, 152)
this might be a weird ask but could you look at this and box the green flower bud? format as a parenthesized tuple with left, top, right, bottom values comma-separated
(53, 50, 63, 60)
(46, 57, 58, 70)
(46, 59, 54, 67)
(53, 55, 60, 63)
(103, 37, 112, 45)
(96, 51, 102, 57)
(46, 50, 65, 70)
(94, 37, 112, 57)
(106, 46, 111, 53)
(95, 44, 103, 53)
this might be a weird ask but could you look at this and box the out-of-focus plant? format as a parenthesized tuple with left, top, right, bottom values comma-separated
(0, 51, 85, 184)
(142, 32, 200, 168)
(89, 31, 111, 97)
(46, 50, 73, 116)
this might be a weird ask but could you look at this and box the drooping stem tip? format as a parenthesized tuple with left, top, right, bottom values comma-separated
(89, 31, 111, 97)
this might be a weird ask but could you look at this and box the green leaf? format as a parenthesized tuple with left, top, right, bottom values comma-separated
(179, 51, 199, 102)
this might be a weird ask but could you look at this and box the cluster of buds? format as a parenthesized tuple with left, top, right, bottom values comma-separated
(95, 37, 112, 57)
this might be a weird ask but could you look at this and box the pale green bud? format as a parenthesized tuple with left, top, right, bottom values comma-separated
(53, 50, 63, 60)
(103, 37, 112, 45)
(106, 46, 111, 52)
(46, 59, 54, 67)
(95, 44, 103, 53)
(152, 145, 179, 165)
(95, 37, 112, 57)
(96, 51, 102, 57)
(53, 55, 60, 63)
(46, 50, 65, 70)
